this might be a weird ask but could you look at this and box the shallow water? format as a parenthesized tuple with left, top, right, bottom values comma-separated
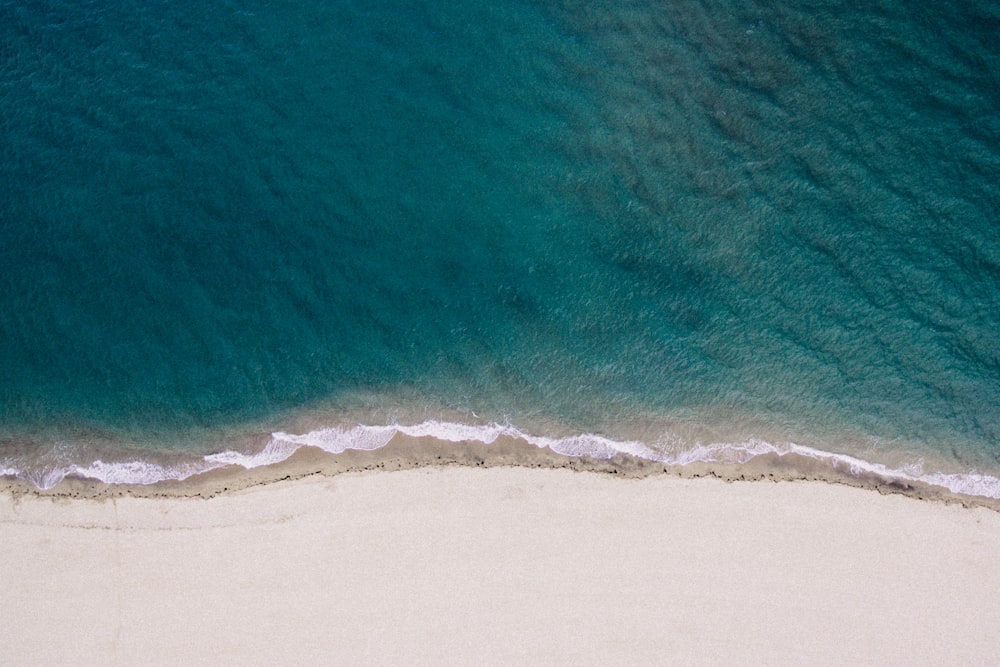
(1, 0, 998, 489)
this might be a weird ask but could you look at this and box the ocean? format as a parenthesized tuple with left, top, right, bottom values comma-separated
(2, 0, 999, 495)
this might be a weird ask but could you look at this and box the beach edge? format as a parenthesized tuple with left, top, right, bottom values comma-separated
(4, 433, 998, 510)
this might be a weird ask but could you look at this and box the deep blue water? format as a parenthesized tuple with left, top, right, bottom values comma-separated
(2, 0, 999, 484)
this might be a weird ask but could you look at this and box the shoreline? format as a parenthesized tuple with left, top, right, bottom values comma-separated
(4, 429, 1000, 510)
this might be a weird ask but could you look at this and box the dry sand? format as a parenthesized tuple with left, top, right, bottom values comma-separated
(3, 464, 1000, 665)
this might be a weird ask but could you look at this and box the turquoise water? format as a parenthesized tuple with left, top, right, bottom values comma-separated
(2, 0, 999, 489)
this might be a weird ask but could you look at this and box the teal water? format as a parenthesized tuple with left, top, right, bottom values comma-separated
(2, 0, 999, 489)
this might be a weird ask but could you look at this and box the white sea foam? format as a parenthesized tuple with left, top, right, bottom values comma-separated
(653, 438, 779, 466)
(72, 459, 224, 485)
(2, 419, 1000, 500)
(268, 424, 398, 454)
(205, 437, 302, 469)
(781, 441, 1000, 499)
(20, 466, 72, 491)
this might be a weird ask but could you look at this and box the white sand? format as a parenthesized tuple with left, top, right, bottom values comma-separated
(3, 467, 1000, 665)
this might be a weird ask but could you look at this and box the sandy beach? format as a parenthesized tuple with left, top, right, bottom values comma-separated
(3, 460, 1000, 665)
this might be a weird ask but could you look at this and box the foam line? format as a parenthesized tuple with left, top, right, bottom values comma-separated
(238, 421, 1000, 499)
(2, 420, 1000, 499)
(72, 459, 226, 486)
